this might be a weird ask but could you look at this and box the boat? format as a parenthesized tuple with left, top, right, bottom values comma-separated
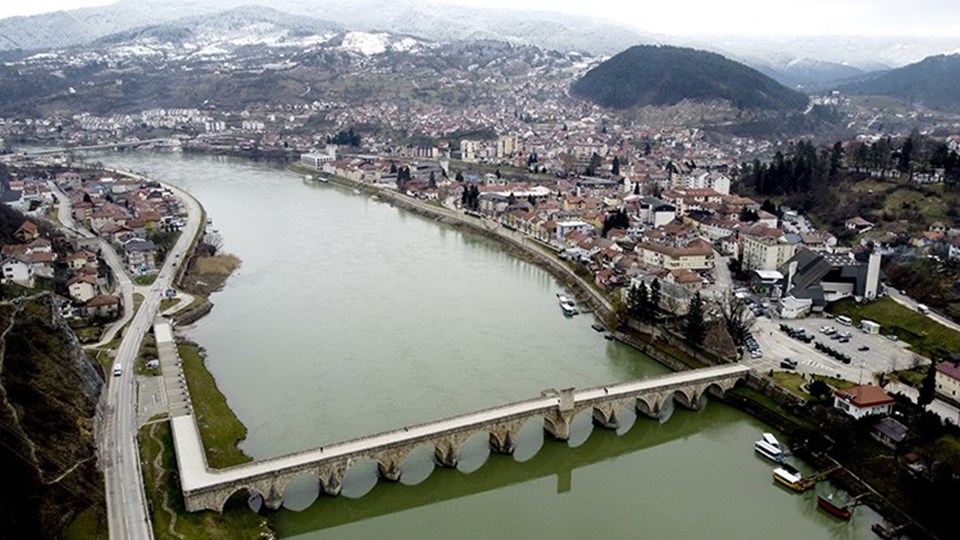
(871, 523, 905, 539)
(317, 176, 329, 183)
(591, 323, 605, 332)
(304, 174, 312, 181)
(772, 464, 815, 492)
(817, 493, 852, 520)
(352, 188, 361, 195)
(754, 433, 785, 463)
(557, 294, 578, 316)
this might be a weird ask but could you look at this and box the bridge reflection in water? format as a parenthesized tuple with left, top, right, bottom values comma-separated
(272, 399, 739, 535)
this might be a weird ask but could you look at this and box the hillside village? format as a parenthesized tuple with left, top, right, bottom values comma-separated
(1, 169, 187, 336)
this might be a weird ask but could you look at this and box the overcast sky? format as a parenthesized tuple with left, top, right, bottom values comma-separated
(2, 0, 958, 37)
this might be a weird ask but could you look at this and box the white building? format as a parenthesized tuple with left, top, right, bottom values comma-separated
(833, 385, 895, 419)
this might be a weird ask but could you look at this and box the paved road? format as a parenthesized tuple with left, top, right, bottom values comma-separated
(54, 169, 204, 540)
(48, 181, 137, 348)
(886, 289, 960, 333)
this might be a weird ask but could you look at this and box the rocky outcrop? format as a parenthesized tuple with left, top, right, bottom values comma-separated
(0, 293, 104, 538)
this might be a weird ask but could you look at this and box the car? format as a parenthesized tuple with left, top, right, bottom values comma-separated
(886, 334, 899, 341)
(858, 345, 870, 351)
(838, 337, 850, 343)
(780, 358, 798, 369)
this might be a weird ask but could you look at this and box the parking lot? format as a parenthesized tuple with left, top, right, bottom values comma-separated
(745, 316, 927, 382)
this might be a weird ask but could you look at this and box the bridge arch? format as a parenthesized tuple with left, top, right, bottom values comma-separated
(456, 431, 493, 474)
(566, 407, 596, 448)
(340, 458, 381, 499)
(214, 485, 265, 514)
(671, 388, 699, 410)
(282, 472, 321, 511)
(511, 416, 546, 463)
(400, 443, 438, 486)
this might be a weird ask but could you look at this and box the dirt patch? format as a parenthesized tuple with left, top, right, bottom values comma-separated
(182, 254, 240, 297)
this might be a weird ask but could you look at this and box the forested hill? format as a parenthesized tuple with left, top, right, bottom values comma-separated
(837, 54, 960, 112)
(571, 45, 809, 112)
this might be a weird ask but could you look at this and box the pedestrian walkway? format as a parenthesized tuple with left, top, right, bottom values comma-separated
(155, 321, 192, 417)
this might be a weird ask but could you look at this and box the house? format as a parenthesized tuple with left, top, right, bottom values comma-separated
(872, 417, 908, 449)
(83, 294, 121, 318)
(949, 236, 960, 262)
(14, 220, 40, 242)
(67, 274, 98, 303)
(1, 255, 33, 287)
(935, 360, 960, 401)
(845, 216, 874, 233)
(833, 385, 895, 419)
(123, 239, 157, 273)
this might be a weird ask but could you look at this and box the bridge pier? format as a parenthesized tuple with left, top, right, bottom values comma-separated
(263, 483, 284, 511)
(489, 420, 524, 454)
(542, 387, 575, 441)
(591, 402, 622, 429)
(377, 449, 408, 482)
(434, 434, 469, 468)
(318, 462, 347, 496)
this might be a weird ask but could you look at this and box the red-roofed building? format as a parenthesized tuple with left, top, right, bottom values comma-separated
(935, 361, 960, 401)
(833, 385, 895, 419)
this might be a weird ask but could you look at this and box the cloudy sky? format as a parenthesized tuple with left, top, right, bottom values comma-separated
(1, 0, 958, 37)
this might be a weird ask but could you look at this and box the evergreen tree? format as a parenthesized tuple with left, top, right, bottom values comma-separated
(919, 362, 938, 408)
(899, 137, 914, 171)
(644, 142, 652, 156)
(829, 141, 843, 177)
(390, 162, 397, 174)
(612, 156, 621, 176)
(685, 292, 706, 347)
(429, 170, 437, 188)
(455, 171, 464, 182)
(633, 182, 640, 195)
(649, 279, 661, 322)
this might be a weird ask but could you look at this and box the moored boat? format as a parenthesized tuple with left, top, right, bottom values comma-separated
(817, 493, 852, 519)
(557, 293, 578, 315)
(773, 464, 815, 492)
(754, 432, 785, 463)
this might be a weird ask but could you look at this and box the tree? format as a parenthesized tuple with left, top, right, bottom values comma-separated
(455, 171, 464, 182)
(611, 156, 620, 176)
(809, 379, 831, 399)
(718, 290, 754, 346)
(685, 292, 706, 346)
(899, 137, 914, 172)
(601, 209, 629, 237)
(918, 361, 938, 408)
(586, 152, 603, 176)
(428, 170, 437, 188)
(627, 283, 648, 319)
(829, 141, 843, 177)
(644, 142, 651, 155)
(633, 182, 640, 195)
(648, 279, 661, 324)
(390, 162, 398, 174)
(495, 168, 501, 179)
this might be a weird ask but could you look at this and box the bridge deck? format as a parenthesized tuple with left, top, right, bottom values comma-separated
(167, 348, 747, 493)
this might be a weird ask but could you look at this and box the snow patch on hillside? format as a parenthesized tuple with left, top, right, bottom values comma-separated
(341, 31, 389, 55)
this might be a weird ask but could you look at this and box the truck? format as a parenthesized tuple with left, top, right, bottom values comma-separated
(860, 320, 881, 335)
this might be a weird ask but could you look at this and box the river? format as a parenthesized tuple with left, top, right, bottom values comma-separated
(85, 150, 882, 538)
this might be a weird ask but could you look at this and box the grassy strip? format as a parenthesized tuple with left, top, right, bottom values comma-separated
(829, 297, 960, 359)
(893, 367, 926, 389)
(178, 341, 253, 469)
(139, 423, 266, 539)
(160, 297, 182, 312)
(135, 275, 157, 286)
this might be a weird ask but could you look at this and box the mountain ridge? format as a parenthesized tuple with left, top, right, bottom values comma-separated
(570, 45, 809, 112)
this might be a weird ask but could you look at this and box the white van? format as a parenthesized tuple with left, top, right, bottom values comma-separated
(917, 304, 929, 315)
(112, 363, 123, 377)
(836, 315, 852, 326)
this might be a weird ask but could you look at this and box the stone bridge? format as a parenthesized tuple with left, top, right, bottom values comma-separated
(169, 363, 750, 513)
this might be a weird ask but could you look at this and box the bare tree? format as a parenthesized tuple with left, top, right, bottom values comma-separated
(717, 290, 755, 346)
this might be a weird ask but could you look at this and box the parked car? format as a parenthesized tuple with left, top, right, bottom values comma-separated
(780, 358, 798, 370)
(858, 345, 870, 351)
